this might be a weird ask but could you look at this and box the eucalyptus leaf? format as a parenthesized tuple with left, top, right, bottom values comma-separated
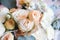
(1, 0, 17, 9)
